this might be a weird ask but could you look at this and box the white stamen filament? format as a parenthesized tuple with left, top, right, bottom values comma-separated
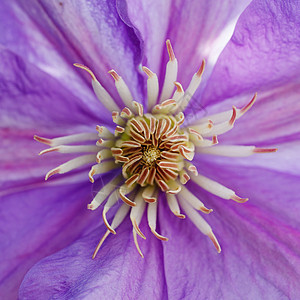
(88, 175, 123, 210)
(178, 186, 213, 214)
(45, 154, 96, 180)
(39, 145, 100, 155)
(74, 63, 119, 112)
(34, 133, 99, 147)
(92, 204, 130, 259)
(159, 40, 178, 102)
(176, 60, 205, 112)
(143, 66, 159, 110)
(166, 193, 186, 219)
(88, 161, 119, 183)
(198, 145, 277, 157)
(102, 190, 120, 234)
(147, 201, 168, 241)
(108, 70, 133, 107)
(179, 196, 221, 253)
(190, 173, 248, 203)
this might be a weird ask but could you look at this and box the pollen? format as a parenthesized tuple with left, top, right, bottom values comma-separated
(142, 146, 161, 166)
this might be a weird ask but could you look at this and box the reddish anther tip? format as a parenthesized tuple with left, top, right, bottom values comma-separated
(241, 93, 257, 114)
(175, 212, 186, 219)
(174, 81, 184, 93)
(89, 169, 95, 183)
(166, 39, 176, 61)
(151, 229, 169, 241)
(212, 135, 218, 145)
(45, 168, 59, 181)
(231, 194, 249, 203)
(39, 147, 59, 155)
(253, 148, 278, 153)
(34, 135, 52, 146)
(208, 232, 221, 253)
(73, 63, 96, 81)
(229, 106, 237, 126)
(142, 66, 154, 78)
(196, 59, 206, 77)
(108, 70, 120, 81)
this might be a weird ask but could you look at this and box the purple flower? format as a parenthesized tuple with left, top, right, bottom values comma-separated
(1, 1, 300, 299)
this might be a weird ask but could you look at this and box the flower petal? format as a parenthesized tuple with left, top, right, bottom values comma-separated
(203, 0, 300, 106)
(0, 48, 103, 130)
(0, 182, 97, 299)
(19, 219, 166, 299)
(0, 1, 143, 103)
(159, 164, 300, 299)
(125, 0, 251, 89)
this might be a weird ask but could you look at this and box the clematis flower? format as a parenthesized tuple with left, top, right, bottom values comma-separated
(1, 1, 300, 299)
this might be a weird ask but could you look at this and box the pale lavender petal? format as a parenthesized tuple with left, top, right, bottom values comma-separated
(0, 0, 143, 103)
(0, 129, 85, 189)
(0, 183, 98, 299)
(0, 48, 104, 130)
(19, 219, 166, 299)
(202, 0, 300, 106)
(126, 0, 251, 89)
(159, 163, 300, 299)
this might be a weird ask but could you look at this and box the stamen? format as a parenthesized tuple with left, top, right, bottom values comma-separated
(147, 201, 168, 241)
(102, 191, 120, 234)
(119, 184, 136, 206)
(45, 154, 96, 180)
(88, 161, 118, 183)
(87, 175, 123, 210)
(108, 69, 133, 107)
(74, 63, 119, 111)
(130, 191, 146, 239)
(201, 106, 237, 137)
(198, 145, 277, 157)
(176, 59, 205, 112)
(142, 66, 159, 110)
(166, 194, 186, 219)
(160, 40, 178, 102)
(190, 173, 248, 203)
(92, 204, 130, 259)
(179, 196, 221, 253)
(142, 185, 157, 203)
(34, 133, 99, 147)
(172, 82, 184, 102)
(39, 145, 99, 155)
(179, 187, 213, 214)
(96, 126, 115, 139)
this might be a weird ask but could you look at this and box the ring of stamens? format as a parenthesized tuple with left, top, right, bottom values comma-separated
(112, 113, 191, 191)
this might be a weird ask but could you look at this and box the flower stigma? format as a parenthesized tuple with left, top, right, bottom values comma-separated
(34, 40, 277, 259)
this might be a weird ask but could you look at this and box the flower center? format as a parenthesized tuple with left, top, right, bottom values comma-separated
(142, 146, 161, 165)
(111, 109, 192, 191)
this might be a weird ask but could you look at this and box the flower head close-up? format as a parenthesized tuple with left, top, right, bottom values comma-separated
(1, 0, 300, 299)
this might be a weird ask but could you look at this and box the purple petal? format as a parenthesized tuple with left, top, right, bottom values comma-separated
(19, 218, 166, 299)
(0, 48, 104, 130)
(0, 128, 87, 190)
(0, 182, 98, 299)
(0, 0, 143, 102)
(125, 0, 251, 89)
(159, 163, 300, 299)
(202, 0, 300, 106)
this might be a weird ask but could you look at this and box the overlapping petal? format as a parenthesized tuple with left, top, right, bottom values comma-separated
(202, 0, 300, 106)
(125, 0, 251, 90)
(0, 182, 98, 299)
(0, 0, 143, 104)
(19, 219, 166, 299)
(159, 163, 300, 299)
